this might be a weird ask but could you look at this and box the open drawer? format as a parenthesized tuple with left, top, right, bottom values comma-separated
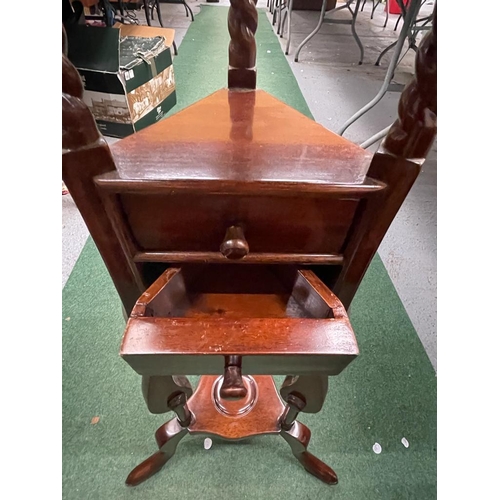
(120, 265, 359, 376)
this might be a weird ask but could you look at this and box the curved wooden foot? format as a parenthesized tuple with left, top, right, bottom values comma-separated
(126, 451, 169, 486)
(298, 451, 338, 485)
(280, 420, 338, 485)
(126, 418, 188, 486)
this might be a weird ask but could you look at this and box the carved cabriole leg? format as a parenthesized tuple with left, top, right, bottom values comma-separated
(228, 0, 258, 89)
(126, 418, 188, 486)
(128, 375, 339, 486)
(281, 420, 338, 485)
(141, 375, 194, 414)
(126, 385, 194, 486)
(279, 385, 337, 485)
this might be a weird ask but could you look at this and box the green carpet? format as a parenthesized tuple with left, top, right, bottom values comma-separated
(62, 7, 436, 499)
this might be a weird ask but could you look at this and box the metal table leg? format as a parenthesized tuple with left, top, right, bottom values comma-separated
(359, 124, 391, 149)
(347, 0, 363, 64)
(375, 38, 397, 66)
(371, 0, 382, 19)
(383, 3, 389, 27)
(338, 0, 423, 136)
(294, 0, 328, 62)
(376, 0, 423, 65)
(294, 0, 363, 65)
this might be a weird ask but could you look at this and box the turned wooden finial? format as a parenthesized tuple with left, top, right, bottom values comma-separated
(228, 0, 258, 89)
(383, 8, 437, 159)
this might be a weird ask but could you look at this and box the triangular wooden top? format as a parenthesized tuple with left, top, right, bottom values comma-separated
(110, 89, 372, 189)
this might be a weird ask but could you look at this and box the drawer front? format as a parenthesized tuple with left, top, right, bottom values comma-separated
(120, 193, 358, 255)
(122, 267, 359, 376)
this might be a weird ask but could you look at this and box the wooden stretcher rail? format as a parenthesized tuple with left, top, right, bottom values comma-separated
(133, 251, 344, 264)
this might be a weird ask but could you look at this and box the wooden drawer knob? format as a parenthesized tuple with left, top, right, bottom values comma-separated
(220, 225, 249, 260)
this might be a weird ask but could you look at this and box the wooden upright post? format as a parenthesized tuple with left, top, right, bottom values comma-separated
(334, 8, 437, 308)
(228, 0, 259, 89)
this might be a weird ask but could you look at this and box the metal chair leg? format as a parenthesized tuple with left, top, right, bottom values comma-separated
(126, 418, 188, 486)
(143, 0, 151, 25)
(155, 0, 163, 27)
(280, 9, 287, 38)
(285, 0, 294, 54)
(277, 0, 283, 35)
(184, 1, 194, 21)
(394, 13, 402, 31)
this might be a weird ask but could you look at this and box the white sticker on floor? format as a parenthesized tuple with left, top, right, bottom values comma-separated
(204, 438, 212, 450)
(372, 442, 382, 454)
(401, 437, 409, 448)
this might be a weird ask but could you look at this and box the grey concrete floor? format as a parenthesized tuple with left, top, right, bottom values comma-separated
(62, 0, 437, 369)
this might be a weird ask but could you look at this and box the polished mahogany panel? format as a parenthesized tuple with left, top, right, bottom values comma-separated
(119, 192, 358, 254)
(109, 89, 372, 188)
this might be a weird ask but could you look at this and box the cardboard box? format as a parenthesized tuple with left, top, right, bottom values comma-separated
(66, 24, 176, 138)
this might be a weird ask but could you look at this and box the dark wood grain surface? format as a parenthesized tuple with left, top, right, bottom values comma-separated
(188, 375, 284, 439)
(108, 89, 372, 187)
(118, 192, 359, 254)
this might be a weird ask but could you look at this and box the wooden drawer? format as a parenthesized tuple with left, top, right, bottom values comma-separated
(121, 265, 359, 376)
(119, 193, 359, 257)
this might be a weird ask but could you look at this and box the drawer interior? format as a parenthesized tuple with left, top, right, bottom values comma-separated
(140, 265, 336, 320)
